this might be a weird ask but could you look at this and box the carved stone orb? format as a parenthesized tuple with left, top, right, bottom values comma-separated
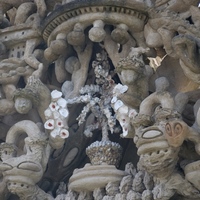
(14, 97, 32, 114)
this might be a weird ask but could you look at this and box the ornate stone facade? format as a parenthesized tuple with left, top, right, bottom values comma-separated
(0, 0, 200, 199)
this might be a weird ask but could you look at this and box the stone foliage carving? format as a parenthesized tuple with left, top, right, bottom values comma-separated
(0, 0, 200, 199)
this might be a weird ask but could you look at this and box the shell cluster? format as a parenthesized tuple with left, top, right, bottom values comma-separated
(111, 84, 137, 137)
(86, 140, 122, 166)
(66, 50, 117, 140)
(44, 90, 69, 139)
(92, 50, 110, 85)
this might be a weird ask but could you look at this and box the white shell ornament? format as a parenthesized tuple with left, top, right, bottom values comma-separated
(60, 129, 69, 138)
(49, 102, 59, 111)
(114, 100, 124, 111)
(44, 108, 52, 119)
(111, 96, 117, 104)
(50, 128, 61, 138)
(113, 84, 128, 95)
(51, 90, 62, 101)
(57, 98, 67, 108)
(44, 119, 55, 130)
(56, 119, 64, 128)
(53, 111, 60, 119)
(118, 105, 129, 114)
(59, 108, 69, 118)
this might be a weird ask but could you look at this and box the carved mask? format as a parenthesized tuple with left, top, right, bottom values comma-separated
(133, 107, 181, 176)
(0, 120, 49, 194)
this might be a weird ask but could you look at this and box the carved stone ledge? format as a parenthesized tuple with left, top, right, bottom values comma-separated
(42, 0, 148, 42)
(0, 25, 40, 47)
(68, 163, 127, 192)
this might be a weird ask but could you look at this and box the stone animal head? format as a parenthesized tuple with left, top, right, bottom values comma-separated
(132, 77, 189, 176)
(0, 120, 49, 195)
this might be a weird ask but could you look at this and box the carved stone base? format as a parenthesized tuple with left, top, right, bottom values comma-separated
(68, 163, 127, 192)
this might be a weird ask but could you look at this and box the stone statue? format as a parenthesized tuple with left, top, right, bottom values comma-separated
(14, 76, 51, 123)
(133, 77, 200, 199)
(0, 120, 52, 199)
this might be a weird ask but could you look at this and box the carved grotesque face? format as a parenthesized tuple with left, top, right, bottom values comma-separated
(14, 97, 32, 114)
(0, 121, 48, 196)
(133, 107, 182, 176)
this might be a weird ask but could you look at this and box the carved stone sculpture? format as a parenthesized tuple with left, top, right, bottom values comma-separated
(0, 120, 53, 199)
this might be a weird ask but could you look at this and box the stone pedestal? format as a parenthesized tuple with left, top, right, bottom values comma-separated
(69, 163, 127, 192)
